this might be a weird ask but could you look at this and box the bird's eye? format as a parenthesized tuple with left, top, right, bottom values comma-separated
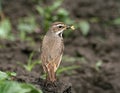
(58, 26, 63, 28)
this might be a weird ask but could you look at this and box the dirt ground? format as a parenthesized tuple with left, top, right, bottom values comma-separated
(1, 0, 120, 93)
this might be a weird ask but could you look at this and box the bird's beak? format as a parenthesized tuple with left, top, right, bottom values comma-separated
(66, 25, 75, 30)
(66, 25, 71, 29)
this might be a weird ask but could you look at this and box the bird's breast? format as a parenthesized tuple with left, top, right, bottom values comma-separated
(41, 35, 64, 62)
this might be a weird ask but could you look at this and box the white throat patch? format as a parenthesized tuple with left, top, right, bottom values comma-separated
(55, 30, 63, 37)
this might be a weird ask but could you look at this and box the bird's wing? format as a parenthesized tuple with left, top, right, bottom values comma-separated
(41, 35, 64, 72)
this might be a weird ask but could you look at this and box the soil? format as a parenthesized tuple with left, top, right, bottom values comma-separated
(1, 0, 120, 93)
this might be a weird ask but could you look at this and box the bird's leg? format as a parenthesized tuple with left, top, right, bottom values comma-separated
(45, 62, 58, 87)
(51, 68, 56, 82)
(43, 64, 49, 81)
(51, 71, 58, 87)
(44, 64, 52, 87)
(46, 72, 50, 81)
(48, 63, 58, 86)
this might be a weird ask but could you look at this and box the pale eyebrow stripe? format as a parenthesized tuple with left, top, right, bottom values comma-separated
(56, 24, 64, 27)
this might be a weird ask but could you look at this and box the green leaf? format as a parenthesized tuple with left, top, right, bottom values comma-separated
(6, 72, 16, 77)
(113, 18, 120, 25)
(79, 20, 90, 36)
(18, 16, 37, 33)
(57, 8, 69, 17)
(0, 71, 8, 80)
(95, 60, 103, 71)
(0, 81, 42, 93)
(50, 0, 63, 11)
(0, 81, 30, 93)
(0, 71, 16, 80)
(36, 6, 44, 15)
(0, 19, 11, 38)
(56, 66, 79, 75)
(62, 56, 81, 62)
(21, 83, 43, 93)
(64, 18, 74, 25)
(41, 65, 79, 79)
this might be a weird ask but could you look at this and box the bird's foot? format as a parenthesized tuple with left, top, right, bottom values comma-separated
(52, 81, 57, 87)
(44, 80, 57, 87)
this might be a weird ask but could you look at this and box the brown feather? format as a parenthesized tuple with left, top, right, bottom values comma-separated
(41, 31, 64, 73)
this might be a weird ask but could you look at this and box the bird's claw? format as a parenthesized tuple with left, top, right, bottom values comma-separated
(44, 80, 57, 87)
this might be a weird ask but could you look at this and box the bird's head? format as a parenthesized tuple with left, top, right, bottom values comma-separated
(49, 22, 74, 37)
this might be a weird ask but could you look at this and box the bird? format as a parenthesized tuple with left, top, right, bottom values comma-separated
(40, 22, 74, 82)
